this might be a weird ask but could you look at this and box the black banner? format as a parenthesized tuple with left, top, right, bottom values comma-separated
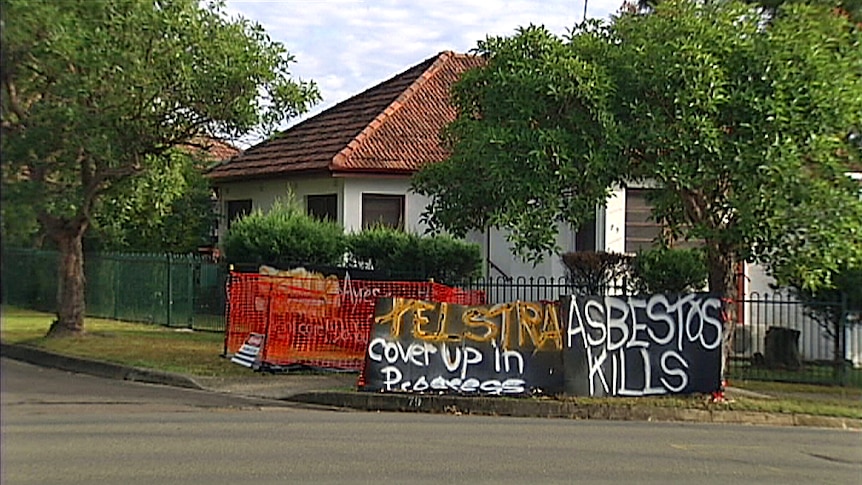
(361, 294, 722, 397)
(360, 298, 565, 395)
(561, 294, 722, 396)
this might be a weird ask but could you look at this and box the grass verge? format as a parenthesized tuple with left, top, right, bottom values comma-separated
(1, 305, 249, 377)
(2, 305, 861, 419)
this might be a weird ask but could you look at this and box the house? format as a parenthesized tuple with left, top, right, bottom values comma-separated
(185, 137, 241, 165)
(203, 50, 852, 286)
(205, 51, 640, 280)
(201, 50, 802, 288)
(207, 51, 477, 244)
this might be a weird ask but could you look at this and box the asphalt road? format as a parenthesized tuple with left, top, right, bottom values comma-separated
(2, 357, 861, 485)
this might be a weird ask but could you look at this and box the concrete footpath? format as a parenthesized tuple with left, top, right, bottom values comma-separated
(2, 342, 860, 430)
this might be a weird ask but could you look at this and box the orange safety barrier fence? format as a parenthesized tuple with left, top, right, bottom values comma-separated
(224, 271, 485, 371)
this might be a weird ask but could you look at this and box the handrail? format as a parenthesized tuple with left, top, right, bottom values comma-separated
(488, 259, 512, 281)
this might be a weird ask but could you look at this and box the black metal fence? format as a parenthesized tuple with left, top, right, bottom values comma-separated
(455, 275, 628, 305)
(1, 248, 227, 331)
(729, 291, 861, 387)
(3, 251, 859, 387)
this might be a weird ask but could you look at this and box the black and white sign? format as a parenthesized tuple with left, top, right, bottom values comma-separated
(360, 298, 564, 395)
(231, 332, 265, 369)
(360, 294, 723, 397)
(561, 294, 722, 396)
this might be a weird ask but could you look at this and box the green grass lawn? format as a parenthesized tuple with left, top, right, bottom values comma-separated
(1, 305, 249, 377)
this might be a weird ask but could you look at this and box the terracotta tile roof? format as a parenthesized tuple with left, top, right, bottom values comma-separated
(200, 138, 241, 162)
(206, 51, 484, 181)
(180, 137, 241, 163)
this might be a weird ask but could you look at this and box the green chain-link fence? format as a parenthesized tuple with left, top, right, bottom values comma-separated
(1, 248, 227, 332)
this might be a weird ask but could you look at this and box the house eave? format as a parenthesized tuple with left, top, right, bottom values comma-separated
(331, 169, 415, 179)
(207, 167, 331, 184)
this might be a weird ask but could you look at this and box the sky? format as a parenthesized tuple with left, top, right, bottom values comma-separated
(223, 0, 624, 141)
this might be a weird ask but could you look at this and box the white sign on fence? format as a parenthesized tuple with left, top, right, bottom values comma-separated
(230, 332, 265, 369)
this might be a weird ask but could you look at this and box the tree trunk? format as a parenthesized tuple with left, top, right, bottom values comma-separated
(705, 241, 737, 389)
(46, 225, 88, 337)
(705, 242, 735, 300)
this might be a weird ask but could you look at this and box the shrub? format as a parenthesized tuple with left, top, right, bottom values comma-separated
(419, 233, 483, 283)
(630, 247, 707, 295)
(346, 225, 412, 273)
(223, 197, 346, 266)
(347, 226, 481, 282)
(561, 251, 632, 295)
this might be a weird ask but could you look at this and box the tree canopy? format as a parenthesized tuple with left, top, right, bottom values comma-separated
(1, 0, 320, 335)
(413, 23, 626, 260)
(87, 148, 217, 253)
(413, 0, 862, 299)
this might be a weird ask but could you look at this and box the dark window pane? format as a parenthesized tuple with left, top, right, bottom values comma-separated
(226, 199, 252, 230)
(307, 194, 337, 221)
(362, 194, 404, 229)
(575, 218, 596, 252)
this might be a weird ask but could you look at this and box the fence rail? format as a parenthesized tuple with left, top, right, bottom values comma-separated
(455, 275, 627, 305)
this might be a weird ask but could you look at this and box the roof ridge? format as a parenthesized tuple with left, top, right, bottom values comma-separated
(331, 51, 456, 170)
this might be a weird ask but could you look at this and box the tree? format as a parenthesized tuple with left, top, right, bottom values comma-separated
(414, 1, 862, 302)
(413, 23, 626, 261)
(613, 0, 862, 298)
(752, 0, 862, 23)
(627, 0, 862, 23)
(1, 0, 319, 336)
(86, 138, 237, 253)
(0, 187, 41, 247)
(88, 149, 217, 253)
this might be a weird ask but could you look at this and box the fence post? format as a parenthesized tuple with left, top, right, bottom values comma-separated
(113, 255, 120, 320)
(166, 253, 173, 327)
(222, 266, 233, 357)
(837, 292, 848, 386)
(187, 257, 195, 328)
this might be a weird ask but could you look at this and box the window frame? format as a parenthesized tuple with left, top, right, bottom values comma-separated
(624, 188, 662, 253)
(361, 193, 405, 230)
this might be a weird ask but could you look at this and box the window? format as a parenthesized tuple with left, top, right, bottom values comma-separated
(306, 194, 338, 221)
(625, 189, 662, 253)
(575, 217, 597, 252)
(625, 188, 702, 252)
(362, 194, 404, 229)
(226, 199, 252, 230)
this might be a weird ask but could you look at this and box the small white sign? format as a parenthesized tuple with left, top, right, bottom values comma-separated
(231, 332, 265, 369)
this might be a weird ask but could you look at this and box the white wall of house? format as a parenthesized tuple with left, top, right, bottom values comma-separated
(456, 187, 630, 281)
(465, 226, 575, 281)
(339, 177, 431, 234)
(216, 175, 435, 238)
(604, 187, 627, 254)
(215, 175, 345, 241)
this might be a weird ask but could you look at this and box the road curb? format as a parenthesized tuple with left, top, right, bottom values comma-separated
(3, 341, 860, 430)
(285, 391, 862, 430)
(0, 342, 204, 390)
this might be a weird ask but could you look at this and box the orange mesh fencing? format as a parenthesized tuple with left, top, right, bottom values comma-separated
(224, 271, 485, 371)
